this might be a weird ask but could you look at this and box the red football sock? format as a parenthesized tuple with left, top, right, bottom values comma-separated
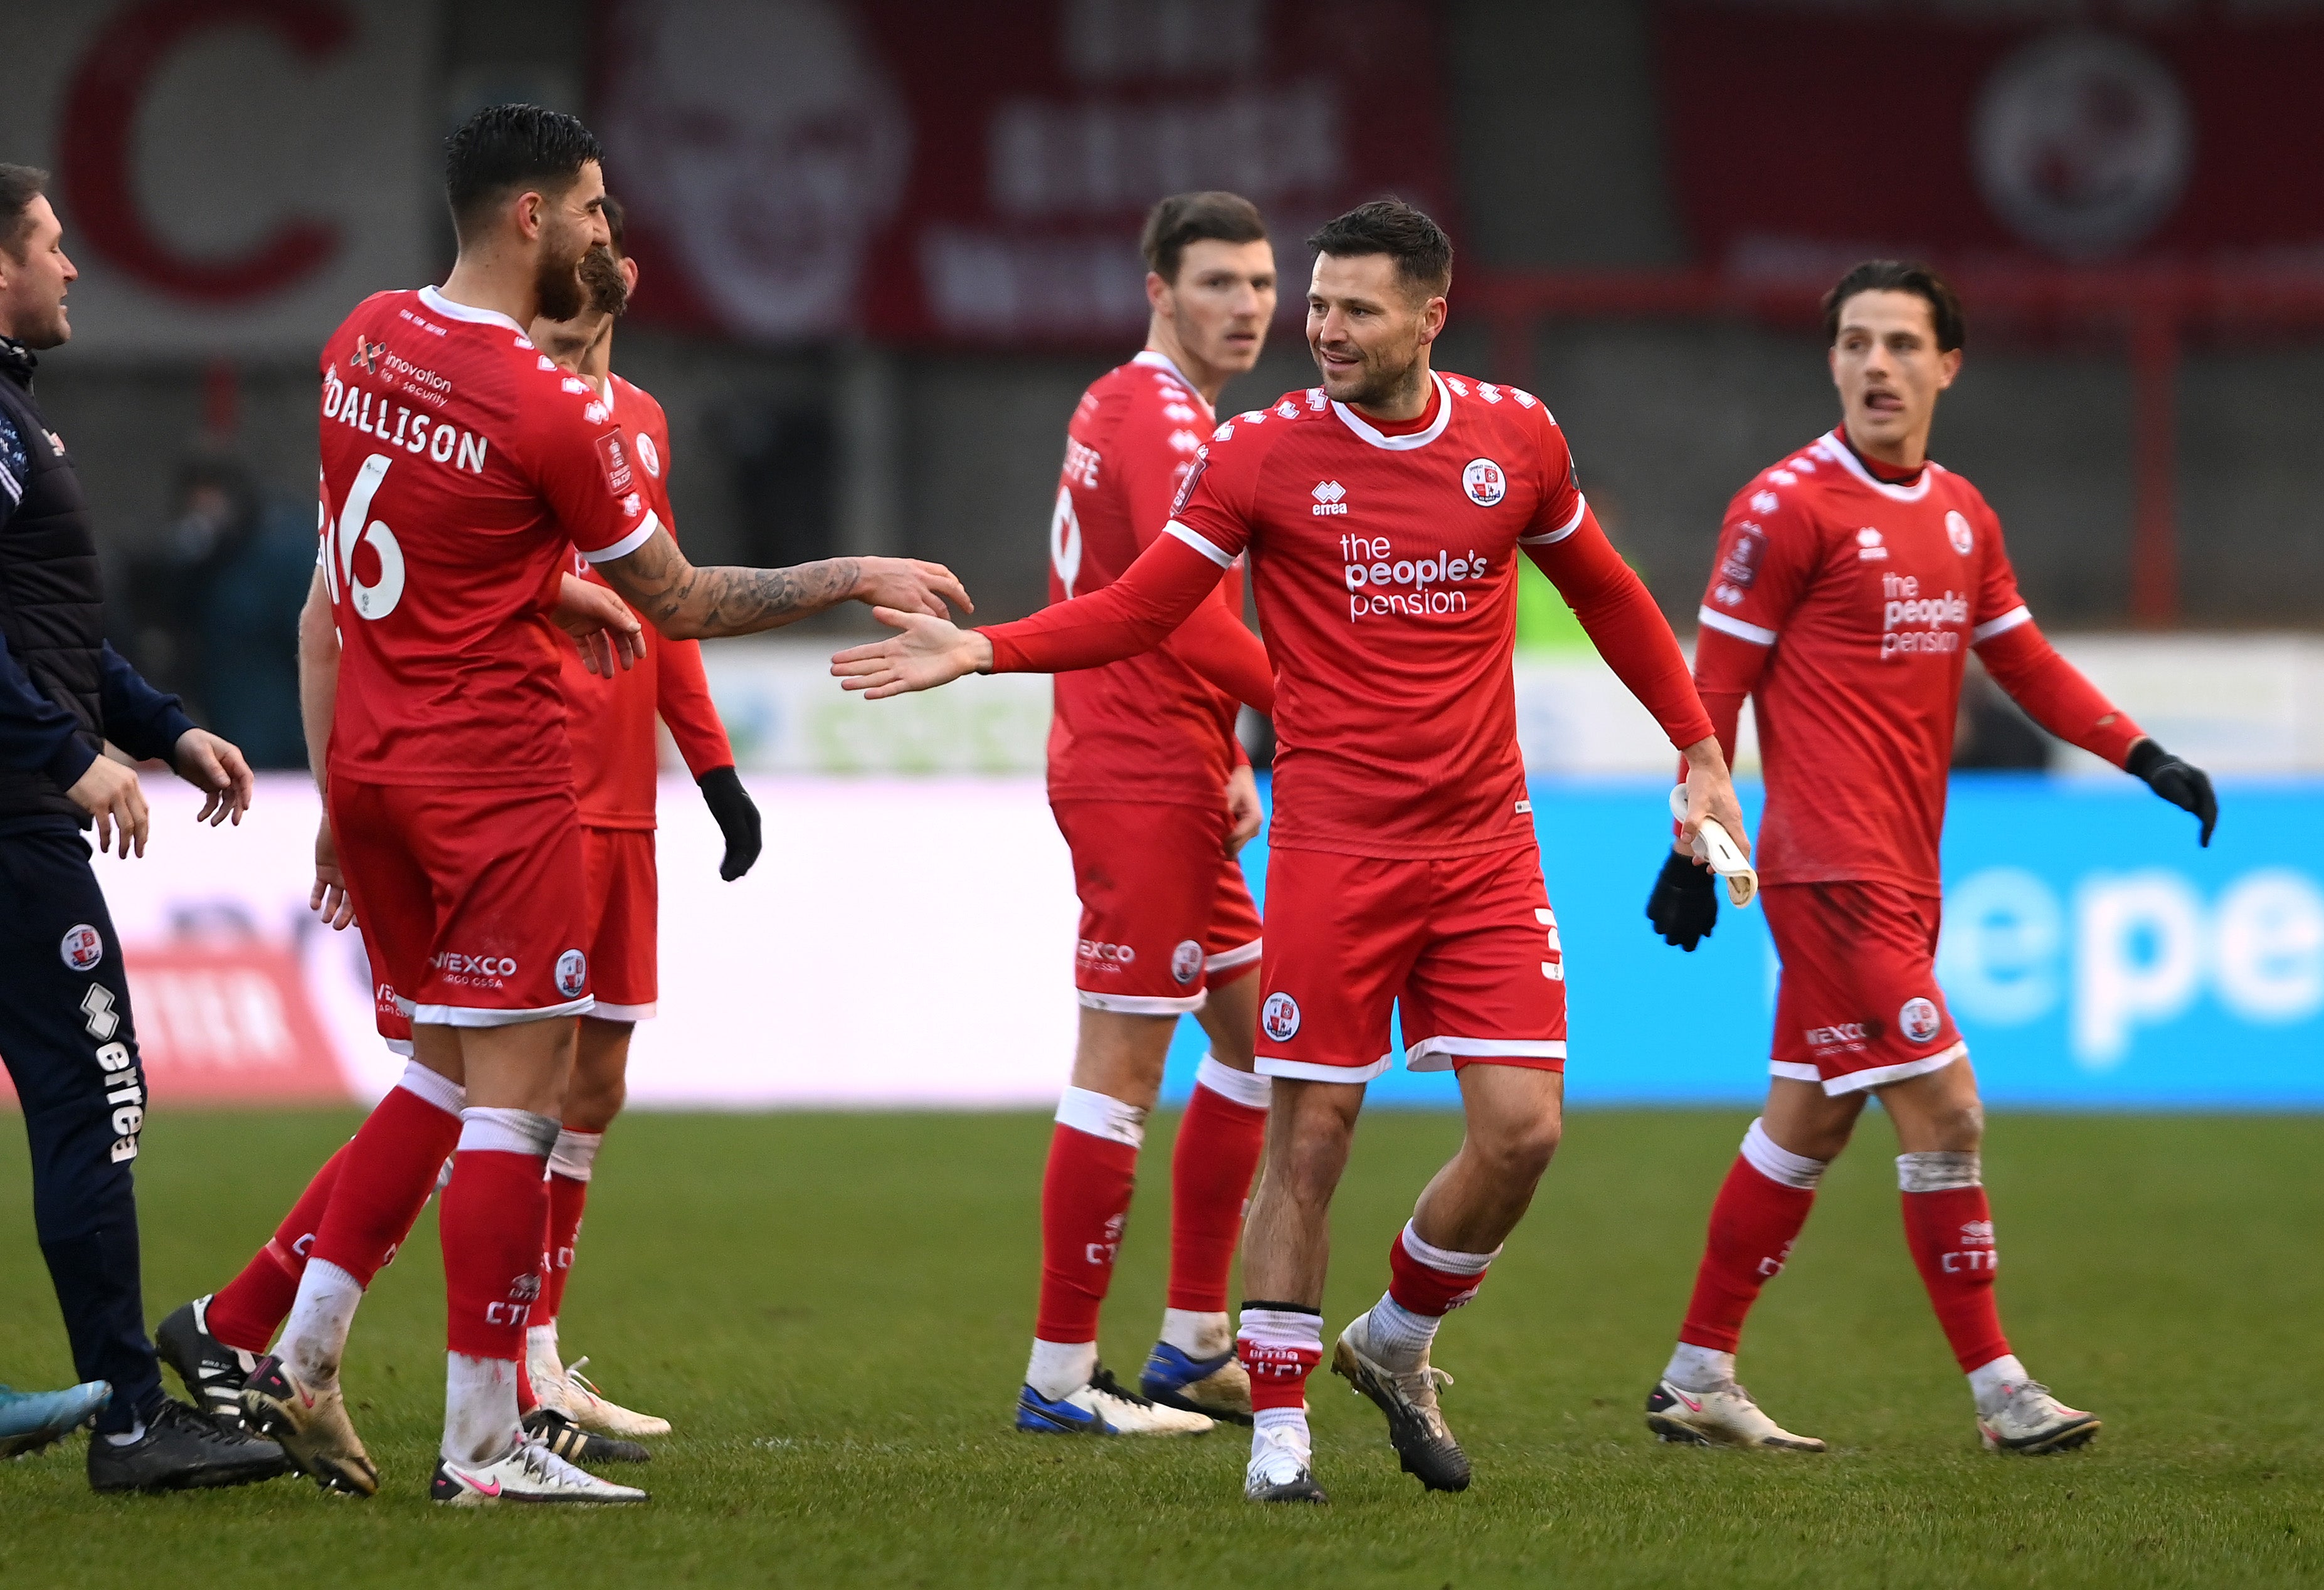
(1901, 1185, 2009, 1372)
(441, 1142, 552, 1362)
(307, 1083, 463, 1288)
(542, 1171, 590, 1323)
(515, 1351, 538, 1416)
(1236, 1306, 1324, 1413)
(1388, 1223, 1493, 1317)
(207, 1142, 349, 1353)
(1034, 1117, 1140, 1344)
(1165, 1075, 1266, 1314)
(1679, 1156, 1818, 1354)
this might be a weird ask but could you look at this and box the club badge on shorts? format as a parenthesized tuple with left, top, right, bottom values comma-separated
(1899, 996, 1942, 1045)
(1171, 940, 1203, 987)
(60, 924, 103, 972)
(556, 949, 589, 999)
(1261, 991, 1301, 1042)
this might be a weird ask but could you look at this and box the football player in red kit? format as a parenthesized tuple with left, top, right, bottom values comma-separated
(1640, 261, 2216, 1456)
(158, 199, 747, 1473)
(835, 201, 1746, 1504)
(217, 107, 966, 1507)
(1013, 192, 1279, 1438)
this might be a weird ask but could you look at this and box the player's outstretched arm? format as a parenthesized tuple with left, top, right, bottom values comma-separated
(595, 527, 970, 641)
(830, 609, 994, 698)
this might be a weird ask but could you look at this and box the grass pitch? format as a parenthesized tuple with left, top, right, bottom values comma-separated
(2, 1107, 2320, 1587)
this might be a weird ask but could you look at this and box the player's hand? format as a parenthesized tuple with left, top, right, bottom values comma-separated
(697, 764, 762, 881)
(1224, 764, 1262, 857)
(830, 608, 994, 698)
(68, 754, 148, 859)
(311, 815, 355, 930)
(2128, 737, 2217, 848)
(1646, 849, 1718, 950)
(172, 727, 254, 826)
(1677, 737, 1752, 864)
(850, 557, 972, 620)
(552, 573, 647, 676)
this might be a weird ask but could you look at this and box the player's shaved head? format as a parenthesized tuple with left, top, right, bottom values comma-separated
(444, 103, 605, 243)
(1307, 199, 1452, 305)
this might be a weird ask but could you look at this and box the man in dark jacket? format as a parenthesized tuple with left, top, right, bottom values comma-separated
(0, 162, 287, 1492)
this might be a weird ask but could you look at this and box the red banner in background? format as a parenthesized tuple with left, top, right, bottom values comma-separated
(1656, 2, 2324, 277)
(593, 0, 1452, 345)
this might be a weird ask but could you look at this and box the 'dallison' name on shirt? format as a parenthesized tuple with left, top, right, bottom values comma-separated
(1342, 533, 1491, 621)
(322, 367, 489, 475)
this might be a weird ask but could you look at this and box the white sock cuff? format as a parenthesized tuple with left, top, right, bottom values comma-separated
(1237, 1306, 1323, 1350)
(1896, 1150, 1982, 1192)
(456, 1107, 559, 1157)
(303, 1258, 362, 1300)
(1054, 1086, 1146, 1148)
(1399, 1219, 1499, 1277)
(1193, 1055, 1271, 1110)
(1741, 1119, 1829, 1190)
(395, 1060, 466, 1117)
(548, 1128, 604, 1182)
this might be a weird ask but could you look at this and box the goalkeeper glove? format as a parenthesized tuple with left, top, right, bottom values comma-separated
(1646, 849, 1718, 951)
(2127, 738, 2217, 848)
(697, 765, 763, 880)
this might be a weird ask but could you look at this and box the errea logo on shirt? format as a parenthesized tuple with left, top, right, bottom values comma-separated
(1311, 480, 1348, 516)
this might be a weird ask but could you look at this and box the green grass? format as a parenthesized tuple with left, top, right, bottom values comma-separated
(3, 1108, 2320, 1587)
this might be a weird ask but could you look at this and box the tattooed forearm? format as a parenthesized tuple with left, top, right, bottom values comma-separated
(599, 529, 863, 638)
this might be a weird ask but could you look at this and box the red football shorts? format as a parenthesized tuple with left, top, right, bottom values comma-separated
(582, 826, 657, 1020)
(1763, 880, 1965, 1095)
(1051, 799, 1263, 1015)
(329, 778, 593, 1026)
(362, 929, 415, 1054)
(1252, 843, 1566, 1083)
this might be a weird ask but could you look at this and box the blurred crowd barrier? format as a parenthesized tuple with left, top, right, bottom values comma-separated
(4, 771, 2313, 1114)
(699, 634, 2324, 776)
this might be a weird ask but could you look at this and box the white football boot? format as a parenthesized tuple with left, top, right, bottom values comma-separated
(1978, 1381, 2100, 1454)
(431, 1436, 649, 1505)
(1244, 1426, 1327, 1503)
(533, 1350, 671, 1440)
(1016, 1367, 1213, 1435)
(1644, 1377, 1828, 1451)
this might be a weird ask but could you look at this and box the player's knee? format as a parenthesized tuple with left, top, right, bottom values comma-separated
(563, 1067, 626, 1132)
(1474, 1112, 1561, 1187)
(1270, 1098, 1356, 1204)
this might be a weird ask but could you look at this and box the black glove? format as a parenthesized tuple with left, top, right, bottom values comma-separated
(2127, 738, 2217, 848)
(1646, 848, 1718, 950)
(697, 765, 762, 880)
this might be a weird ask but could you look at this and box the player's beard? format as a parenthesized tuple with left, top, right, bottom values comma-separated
(579, 246, 628, 319)
(1318, 337, 1425, 412)
(533, 218, 593, 324)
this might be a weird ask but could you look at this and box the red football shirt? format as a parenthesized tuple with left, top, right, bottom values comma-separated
(1694, 429, 2036, 894)
(559, 374, 734, 829)
(1168, 372, 1672, 858)
(318, 287, 658, 786)
(1047, 350, 1249, 807)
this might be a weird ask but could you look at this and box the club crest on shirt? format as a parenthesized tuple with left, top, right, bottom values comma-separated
(1261, 991, 1301, 1041)
(1946, 510, 1975, 555)
(1899, 996, 1942, 1045)
(1462, 458, 1506, 507)
(60, 924, 103, 972)
(637, 433, 661, 478)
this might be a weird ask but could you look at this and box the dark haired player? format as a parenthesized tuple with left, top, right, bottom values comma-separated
(231, 105, 966, 1506)
(158, 195, 744, 1466)
(1640, 262, 2215, 1456)
(1013, 192, 1279, 1438)
(835, 200, 1743, 1503)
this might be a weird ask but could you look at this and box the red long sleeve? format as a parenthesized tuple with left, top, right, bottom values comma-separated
(1154, 586, 1274, 715)
(1523, 508, 1716, 750)
(653, 631, 734, 777)
(1975, 618, 2143, 767)
(985, 533, 1225, 677)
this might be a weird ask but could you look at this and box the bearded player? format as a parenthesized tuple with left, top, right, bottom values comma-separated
(156, 195, 751, 1465)
(217, 106, 964, 1506)
(836, 200, 1744, 1504)
(1639, 261, 2217, 1456)
(1013, 192, 1280, 1438)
